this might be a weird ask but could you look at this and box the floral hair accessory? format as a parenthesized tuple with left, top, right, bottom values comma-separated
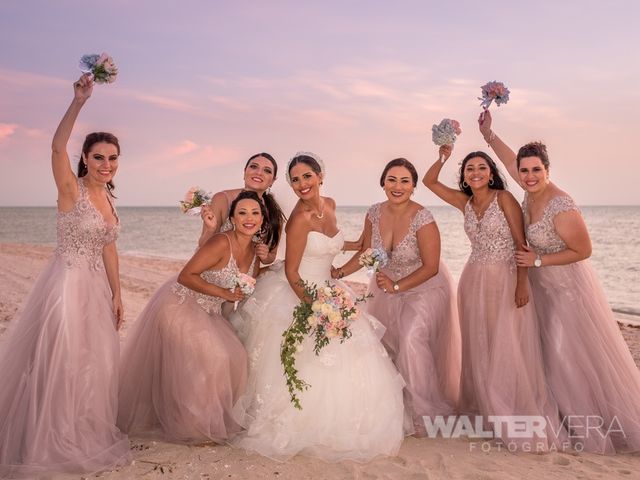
(479, 81, 510, 109)
(285, 151, 326, 185)
(432, 118, 462, 146)
(79, 53, 118, 84)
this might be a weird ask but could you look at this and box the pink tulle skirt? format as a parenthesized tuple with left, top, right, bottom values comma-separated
(117, 276, 247, 444)
(530, 260, 640, 454)
(366, 262, 461, 435)
(0, 257, 131, 478)
(458, 261, 565, 451)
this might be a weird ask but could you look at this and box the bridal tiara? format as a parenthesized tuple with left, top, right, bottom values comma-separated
(285, 151, 326, 185)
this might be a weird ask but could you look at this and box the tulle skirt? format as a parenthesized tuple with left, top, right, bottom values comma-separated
(530, 260, 640, 453)
(0, 256, 131, 478)
(229, 264, 405, 462)
(366, 261, 461, 435)
(117, 276, 247, 444)
(457, 261, 565, 451)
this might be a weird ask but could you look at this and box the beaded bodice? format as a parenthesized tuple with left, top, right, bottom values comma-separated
(463, 193, 514, 265)
(173, 237, 257, 314)
(525, 194, 579, 255)
(368, 203, 435, 280)
(54, 178, 119, 270)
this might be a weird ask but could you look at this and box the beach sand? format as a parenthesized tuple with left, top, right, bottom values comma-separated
(1, 243, 639, 479)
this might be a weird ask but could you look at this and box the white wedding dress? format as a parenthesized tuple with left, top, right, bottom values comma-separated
(230, 230, 406, 462)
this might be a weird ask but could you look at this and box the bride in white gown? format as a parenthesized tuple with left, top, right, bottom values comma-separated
(230, 152, 406, 462)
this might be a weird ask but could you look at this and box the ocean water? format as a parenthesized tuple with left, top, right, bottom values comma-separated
(1, 205, 638, 320)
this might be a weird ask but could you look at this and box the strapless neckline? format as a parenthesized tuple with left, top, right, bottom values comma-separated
(308, 230, 341, 239)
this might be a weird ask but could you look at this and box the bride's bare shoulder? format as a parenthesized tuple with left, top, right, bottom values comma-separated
(285, 206, 313, 234)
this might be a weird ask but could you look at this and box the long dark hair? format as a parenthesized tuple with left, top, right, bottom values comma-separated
(229, 190, 269, 238)
(244, 152, 286, 250)
(458, 151, 506, 196)
(77, 132, 120, 197)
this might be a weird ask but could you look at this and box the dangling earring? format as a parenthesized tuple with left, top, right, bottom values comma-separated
(462, 181, 469, 188)
(266, 186, 271, 195)
(489, 178, 494, 186)
(231, 222, 236, 231)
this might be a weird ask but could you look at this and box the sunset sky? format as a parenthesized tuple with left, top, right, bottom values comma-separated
(1, 0, 639, 207)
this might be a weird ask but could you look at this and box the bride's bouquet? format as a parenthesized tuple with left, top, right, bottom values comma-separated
(232, 272, 256, 311)
(431, 118, 462, 147)
(179, 186, 212, 216)
(359, 247, 388, 276)
(78, 53, 118, 84)
(281, 281, 371, 409)
(479, 80, 510, 109)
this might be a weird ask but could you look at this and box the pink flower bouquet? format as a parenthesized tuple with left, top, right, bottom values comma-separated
(479, 81, 510, 109)
(79, 53, 118, 84)
(179, 186, 212, 216)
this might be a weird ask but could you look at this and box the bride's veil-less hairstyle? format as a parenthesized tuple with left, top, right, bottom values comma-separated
(244, 152, 286, 250)
(285, 152, 325, 185)
(77, 132, 120, 197)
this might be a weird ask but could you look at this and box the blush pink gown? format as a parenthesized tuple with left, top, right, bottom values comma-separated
(364, 203, 461, 436)
(526, 195, 640, 453)
(0, 178, 131, 477)
(457, 193, 565, 451)
(117, 234, 249, 444)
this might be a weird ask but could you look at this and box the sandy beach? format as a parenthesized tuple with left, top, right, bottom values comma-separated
(1, 242, 639, 480)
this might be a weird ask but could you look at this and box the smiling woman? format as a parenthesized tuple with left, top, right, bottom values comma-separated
(0, 73, 131, 477)
(423, 143, 566, 452)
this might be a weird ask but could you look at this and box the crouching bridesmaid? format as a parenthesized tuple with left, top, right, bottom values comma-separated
(117, 191, 265, 444)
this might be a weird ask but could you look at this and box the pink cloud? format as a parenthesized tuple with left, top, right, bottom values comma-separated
(0, 123, 18, 142)
(170, 140, 199, 156)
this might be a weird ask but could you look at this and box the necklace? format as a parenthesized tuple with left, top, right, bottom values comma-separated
(314, 200, 325, 219)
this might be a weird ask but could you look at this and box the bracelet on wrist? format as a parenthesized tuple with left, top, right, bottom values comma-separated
(484, 130, 497, 146)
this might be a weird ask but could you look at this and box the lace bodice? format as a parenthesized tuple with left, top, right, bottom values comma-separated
(298, 230, 344, 284)
(463, 193, 515, 265)
(525, 194, 579, 255)
(54, 178, 119, 270)
(173, 238, 257, 314)
(367, 203, 435, 280)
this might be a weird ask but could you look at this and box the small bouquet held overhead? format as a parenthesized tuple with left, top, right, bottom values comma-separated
(359, 247, 389, 276)
(79, 53, 118, 84)
(179, 186, 212, 216)
(479, 81, 510, 109)
(281, 281, 371, 409)
(431, 118, 462, 147)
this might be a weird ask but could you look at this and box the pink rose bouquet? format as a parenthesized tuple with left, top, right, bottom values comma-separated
(79, 53, 118, 84)
(179, 186, 212, 216)
(281, 280, 371, 409)
(479, 81, 510, 109)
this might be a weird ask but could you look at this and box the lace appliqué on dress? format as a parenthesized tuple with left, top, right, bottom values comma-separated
(172, 251, 256, 314)
(463, 194, 515, 268)
(54, 178, 120, 270)
(526, 195, 579, 256)
(367, 203, 435, 280)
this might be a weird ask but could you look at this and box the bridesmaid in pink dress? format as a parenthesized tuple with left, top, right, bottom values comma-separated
(335, 158, 460, 436)
(479, 111, 640, 453)
(198, 152, 286, 264)
(424, 145, 565, 451)
(117, 191, 263, 444)
(0, 75, 131, 477)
